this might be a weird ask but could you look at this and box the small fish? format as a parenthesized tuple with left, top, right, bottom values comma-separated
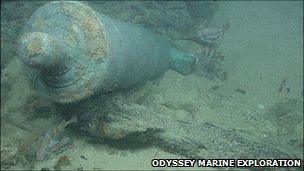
(278, 78, 286, 92)
(278, 78, 289, 94)
(36, 115, 78, 161)
(197, 22, 229, 44)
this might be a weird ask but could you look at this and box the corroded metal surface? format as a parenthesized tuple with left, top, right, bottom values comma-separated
(59, 2, 108, 59)
(18, 1, 195, 103)
(18, 1, 108, 103)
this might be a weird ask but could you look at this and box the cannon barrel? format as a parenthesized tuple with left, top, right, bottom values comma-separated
(18, 1, 195, 103)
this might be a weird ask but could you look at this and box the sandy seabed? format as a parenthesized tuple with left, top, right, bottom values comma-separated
(1, 1, 303, 170)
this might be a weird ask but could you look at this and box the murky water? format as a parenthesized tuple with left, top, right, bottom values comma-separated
(1, 1, 303, 170)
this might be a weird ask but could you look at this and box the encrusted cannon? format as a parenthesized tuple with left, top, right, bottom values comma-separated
(18, 1, 195, 103)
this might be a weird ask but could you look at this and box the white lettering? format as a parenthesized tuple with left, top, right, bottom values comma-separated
(151, 159, 159, 167)
(197, 159, 235, 167)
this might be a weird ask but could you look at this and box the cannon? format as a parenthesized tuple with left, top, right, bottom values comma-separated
(18, 1, 291, 159)
(18, 1, 196, 104)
